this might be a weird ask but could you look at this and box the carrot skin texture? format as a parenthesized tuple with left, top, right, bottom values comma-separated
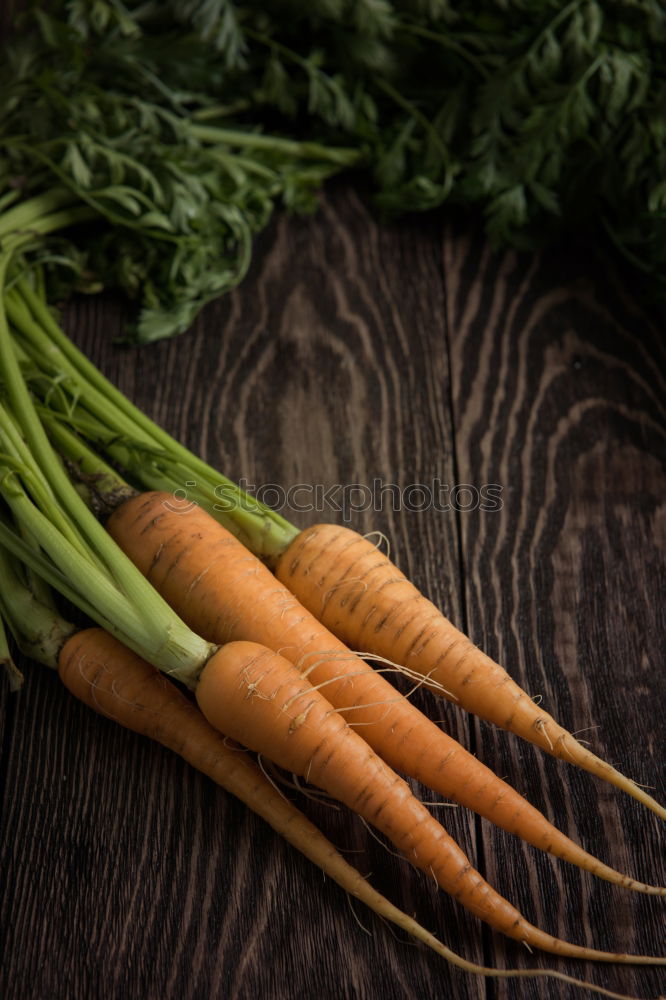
(106, 492, 664, 895)
(57, 628, 433, 923)
(274, 523, 666, 820)
(195, 639, 665, 964)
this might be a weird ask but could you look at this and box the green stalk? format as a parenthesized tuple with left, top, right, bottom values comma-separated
(0, 395, 60, 610)
(0, 188, 81, 240)
(0, 544, 75, 672)
(37, 411, 137, 514)
(40, 411, 131, 487)
(400, 24, 489, 79)
(0, 400, 102, 564)
(1, 207, 96, 255)
(0, 257, 187, 616)
(5, 141, 184, 243)
(190, 124, 363, 167)
(16, 518, 58, 613)
(38, 404, 277, 552)
(8, 289, 164, 451)
(374, 77, 453, 188)
(12, 278, 299, 558)
(2, 488, 145, 639)
(0, 612, 24, 691)
(0, 250, 217, 687)
(40, 390, 286, 553)
(0, 513, 121, 637)
(191, 101, 253, 121)
(0, 485, 213, 687)
(0, 189, 22, 216)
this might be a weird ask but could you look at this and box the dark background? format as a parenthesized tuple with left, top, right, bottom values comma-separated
(0, 184, 664, 999)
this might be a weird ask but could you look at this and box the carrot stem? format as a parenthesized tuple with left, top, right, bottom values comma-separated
(0, 310, 215, 681)
(0, 261, 142, 574)
(10, 277, 298, 558)
(37, 410, 136, 512)
(189, 124, 363, 165)
(0, 250, 219, 685)
(0, 490, 213, 685)
(0, 420, 206, 679)
(0, 399, 98, 563)
(0, 611, 23, 691)
(0, 188, 81, 240)
(0, 543, 74, 669)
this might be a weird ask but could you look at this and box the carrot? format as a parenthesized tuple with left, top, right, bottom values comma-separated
(59, 628, 466, 956)
(106, 490, 665, 897)
(194, 637, 664, 963)
(273, 522, 666, 820)
(55, 629, 655, 997)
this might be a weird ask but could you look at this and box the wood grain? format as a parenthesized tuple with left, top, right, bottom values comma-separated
(0, 186, 664, 1000)
(444, 226, 666, 1000)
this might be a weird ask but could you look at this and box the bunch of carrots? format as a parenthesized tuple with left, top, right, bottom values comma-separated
(0, 262, 664, 998)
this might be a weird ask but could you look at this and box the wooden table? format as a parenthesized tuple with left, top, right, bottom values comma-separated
(1, 185, 664, 1000)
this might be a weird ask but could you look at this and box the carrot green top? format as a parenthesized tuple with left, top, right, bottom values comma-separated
(8, 274, 299, 561)
(0, 243, 217, 686)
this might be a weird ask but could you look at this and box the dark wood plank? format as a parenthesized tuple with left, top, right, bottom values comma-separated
(444, 227, 666, 1000)
(0, 187, 500, 1000)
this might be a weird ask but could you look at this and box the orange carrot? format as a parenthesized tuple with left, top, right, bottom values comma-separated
(57, 628, 658, 993)
(273, 522, 666, 820)
(106, 491, 665, 897)
(60, 628, 460, 945)
(194, 637, 664, 963)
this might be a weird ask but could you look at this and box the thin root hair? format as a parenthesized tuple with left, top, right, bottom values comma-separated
(256, 753, 291, 805)
(362, 530, 391, 560)
(74, 649, 169, 724)
(293, 647, 361, 679)
(351, 650, 457, 701)
(346, 890, 373, 937)
(571, 725, 601, 737)
(358, 816, 409, 865)
(533, 718, 554, 751)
